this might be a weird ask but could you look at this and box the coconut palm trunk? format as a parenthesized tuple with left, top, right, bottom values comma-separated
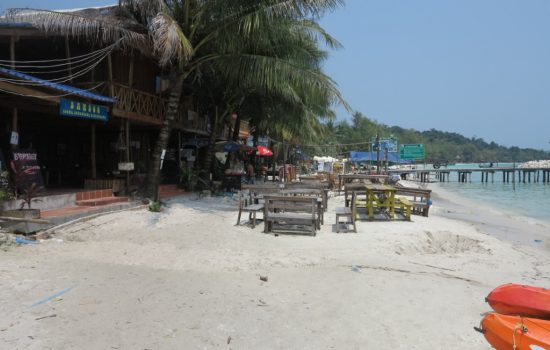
(146, 72, 184, 200)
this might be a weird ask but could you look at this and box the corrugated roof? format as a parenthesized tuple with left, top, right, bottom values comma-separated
(0, 67, 115, 103)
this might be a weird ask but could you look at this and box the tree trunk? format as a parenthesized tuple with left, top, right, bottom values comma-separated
(146, 72, 184, 201)
(201, 107, 221, 182)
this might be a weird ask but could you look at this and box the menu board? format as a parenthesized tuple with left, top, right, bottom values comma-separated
(11, 149, 44, 192)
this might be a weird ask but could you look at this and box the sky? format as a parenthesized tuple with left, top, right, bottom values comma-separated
(1, 0, 549, 150)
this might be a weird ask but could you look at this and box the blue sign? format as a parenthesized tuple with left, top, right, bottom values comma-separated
(60, 98, 109, 122)
(372, 138, 397, 152)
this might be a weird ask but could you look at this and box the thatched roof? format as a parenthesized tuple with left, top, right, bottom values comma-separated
(3, 6, 151, 53)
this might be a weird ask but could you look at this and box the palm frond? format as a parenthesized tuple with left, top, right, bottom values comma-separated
(5, 7, 150, 50)
(149, 12, 193, 67)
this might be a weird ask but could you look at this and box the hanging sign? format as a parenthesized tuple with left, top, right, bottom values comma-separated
(10, 131, 19, 145)
(60, 98, 109, 122)
(118, 162, 135, 171)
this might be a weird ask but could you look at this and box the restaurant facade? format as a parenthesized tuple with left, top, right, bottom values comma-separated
(0, 17, 249, 195)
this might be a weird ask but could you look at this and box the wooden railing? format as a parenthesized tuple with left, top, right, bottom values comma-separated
(113, 83, 164, 123)
(112, 84, 209, 134)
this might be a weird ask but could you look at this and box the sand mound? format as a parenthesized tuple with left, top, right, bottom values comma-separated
(396, 230, 490, 255)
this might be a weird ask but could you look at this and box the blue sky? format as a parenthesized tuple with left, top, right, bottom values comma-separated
(1, 1, 549, 150)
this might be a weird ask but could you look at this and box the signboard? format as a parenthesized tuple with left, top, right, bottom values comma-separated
(10, 131, 19, 145)
(400, 144, 425, 160)
(372, 138, 397, 152)
(12, 149, 44, 192)
(60, 98, 109, 122)
(118, 162, 135, 171)
(258, 136, 269, 147)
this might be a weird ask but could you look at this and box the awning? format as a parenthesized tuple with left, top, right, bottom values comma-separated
(0, 67, 115, 103)
(349, 151, 412, 164)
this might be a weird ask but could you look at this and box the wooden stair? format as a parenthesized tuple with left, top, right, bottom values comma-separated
(158, 184, 186, 199)
(75, 189, 129, 207)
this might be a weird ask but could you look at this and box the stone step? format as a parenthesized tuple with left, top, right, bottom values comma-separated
(76, 196, 129, 207)
(76, 189, 114, 201)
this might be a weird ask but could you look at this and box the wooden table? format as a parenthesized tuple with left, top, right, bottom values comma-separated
(353, 184, 397, 220)
(338, 174, 390, 192)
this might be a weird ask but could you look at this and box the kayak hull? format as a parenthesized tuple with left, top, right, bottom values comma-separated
(487, 284, 550, 319)
(481, 313, 550, 350)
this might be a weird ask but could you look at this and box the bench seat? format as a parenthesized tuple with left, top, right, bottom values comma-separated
(264, 195, 317, 236)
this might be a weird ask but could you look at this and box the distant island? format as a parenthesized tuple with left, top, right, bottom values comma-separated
(321, 112, 550, 163)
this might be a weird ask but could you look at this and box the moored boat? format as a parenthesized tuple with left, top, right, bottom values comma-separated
(486, 284, 550, 319)
(478, 313, 550, 350)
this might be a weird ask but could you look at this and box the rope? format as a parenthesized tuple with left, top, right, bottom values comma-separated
(0, 81, 107, 99)
(0, 49, 110, 75)
(512, 319, 527, 350)
(0, 40, 120, 65)
(0, 52, 109, 86)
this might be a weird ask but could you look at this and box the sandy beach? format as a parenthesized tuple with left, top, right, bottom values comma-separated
(1, 185, 550, 349)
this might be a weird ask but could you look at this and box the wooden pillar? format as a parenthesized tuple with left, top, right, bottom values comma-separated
(125, 118, 131, 192)
(178, 131, 182, 169)
(65, 35, 73, 82)
(10, 35, 18, 147)
(107, 53, 115, 97)
(282, 140, 287, 182)
(91, 124, 97, 179)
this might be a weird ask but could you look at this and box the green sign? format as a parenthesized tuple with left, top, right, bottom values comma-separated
(400, 144, 425, 160)
(60, 98, 109, 122)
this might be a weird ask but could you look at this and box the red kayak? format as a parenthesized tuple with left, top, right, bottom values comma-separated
(487, 284, 550, 319)
(477, 313, 550, 350)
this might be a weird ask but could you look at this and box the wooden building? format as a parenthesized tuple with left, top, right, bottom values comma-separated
(0, 17, 244, 193)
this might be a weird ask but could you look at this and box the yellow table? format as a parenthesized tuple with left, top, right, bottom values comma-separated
(353, 184, 397, 220)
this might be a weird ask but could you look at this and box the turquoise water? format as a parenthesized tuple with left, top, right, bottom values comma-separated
(431, 163, 550, 222)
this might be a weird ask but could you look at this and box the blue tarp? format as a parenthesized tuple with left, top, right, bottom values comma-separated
(0, 67, 115, 103)
(349, 151, 412, 163)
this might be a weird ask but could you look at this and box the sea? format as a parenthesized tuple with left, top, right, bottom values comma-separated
(423, 163, 550, 223)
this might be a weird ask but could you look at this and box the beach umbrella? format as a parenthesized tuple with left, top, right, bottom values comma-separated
(215, 141, 254, 153)
(256, 145, 273, 157)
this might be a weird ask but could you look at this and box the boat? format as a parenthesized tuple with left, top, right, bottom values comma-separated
(479, 162, 494, 168)
(477, 313, 550, 350)
(486, 284, 550, 319)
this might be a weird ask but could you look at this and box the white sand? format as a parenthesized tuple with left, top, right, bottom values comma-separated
(1, 187, 550, 349)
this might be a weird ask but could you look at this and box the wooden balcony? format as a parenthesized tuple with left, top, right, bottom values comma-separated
(111, 83, 208, 135)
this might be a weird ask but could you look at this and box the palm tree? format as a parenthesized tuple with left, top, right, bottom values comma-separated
(7, 0, 347, 200)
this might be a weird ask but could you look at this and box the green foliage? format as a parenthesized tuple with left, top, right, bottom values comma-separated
(319, 112, 550, 162)
(19, 182, 43, 210)
(148, 201, 162, 213)
(179, 164, 199, 191)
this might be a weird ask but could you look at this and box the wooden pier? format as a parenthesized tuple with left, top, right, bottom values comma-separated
(389, 167, 550, 183)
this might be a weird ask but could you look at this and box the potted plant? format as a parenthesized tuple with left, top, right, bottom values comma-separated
(179, 164, 199, 191)
(2, 160, 43, 219)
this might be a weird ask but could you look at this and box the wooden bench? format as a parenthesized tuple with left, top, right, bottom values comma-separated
(263, 195, 317, 236)
(335, 207, 356, 233)
(394, 187, 432, 217)
(344, 183, 367, 207)
(279, 189, 324, 228)
(236, 190, 265, 228)
(395, 197, 412, 221)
